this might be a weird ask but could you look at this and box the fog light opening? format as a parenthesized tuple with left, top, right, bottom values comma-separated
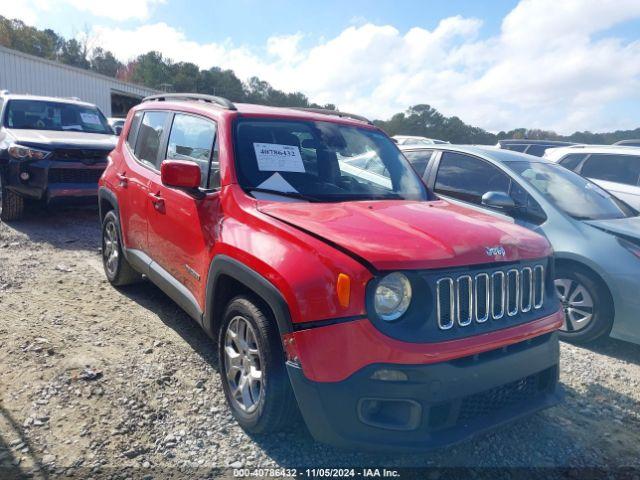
(357, 398, 421, 431)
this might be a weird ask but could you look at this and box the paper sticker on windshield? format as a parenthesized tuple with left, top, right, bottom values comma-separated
(254, 143, 305, 172)
(80, 112, 101, 125)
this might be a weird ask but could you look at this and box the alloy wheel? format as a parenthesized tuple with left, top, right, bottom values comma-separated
(554, 278, 595, 332)
(224, 316, 263, 413)
(103, 220, 119, 277)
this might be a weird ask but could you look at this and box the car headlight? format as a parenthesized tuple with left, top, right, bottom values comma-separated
(8, 144, 51, 160)
(374, 272, 412, 321)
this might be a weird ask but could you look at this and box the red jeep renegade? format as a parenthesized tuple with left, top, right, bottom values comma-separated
(98, 93, 563, 450)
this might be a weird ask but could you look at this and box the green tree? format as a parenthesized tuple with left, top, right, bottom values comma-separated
(59, 38, 89, 69)
(90, 47, 122, 77)
(130, 51, 171, 90)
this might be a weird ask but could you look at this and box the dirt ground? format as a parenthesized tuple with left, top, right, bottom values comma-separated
(0, 208, 639, 479)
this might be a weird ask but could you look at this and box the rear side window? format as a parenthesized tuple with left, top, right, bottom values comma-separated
(134, 111, 169, 168)
(525, 145, 548, 157)
(504, 144, 527, 152)
(166, 113, 217, 189)
(126, 112, 143, 150)
(580, 154, 640, 186)
(558, 153, 587, 171)
(435, 152, 511, 205)
(403, 150, 433, 177)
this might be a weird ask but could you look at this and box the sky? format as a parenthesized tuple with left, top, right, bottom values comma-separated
(2, 0, 640, 134)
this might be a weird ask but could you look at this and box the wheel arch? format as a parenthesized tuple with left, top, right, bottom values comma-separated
(204, 255, 293, 340)
(554, 256, 615, 317)
(98, 187, 119, 223)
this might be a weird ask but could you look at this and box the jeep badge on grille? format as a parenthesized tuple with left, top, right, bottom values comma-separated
(485, 246, 506, 257)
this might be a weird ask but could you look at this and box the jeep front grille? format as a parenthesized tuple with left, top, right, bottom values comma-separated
(436, 265, 544, 330)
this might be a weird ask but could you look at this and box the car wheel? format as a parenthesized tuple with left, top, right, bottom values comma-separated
(219, 295, 298, 433)
(554, 265, 613, 344)
(101, 210, 141, 286)
(0, 171, 25, 221)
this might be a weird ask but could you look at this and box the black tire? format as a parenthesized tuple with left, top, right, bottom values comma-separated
(0, 171, 25, 221)
(555, 264, 613, 344)
(101, 210, 140, 286)
(218, 295, 298, 433)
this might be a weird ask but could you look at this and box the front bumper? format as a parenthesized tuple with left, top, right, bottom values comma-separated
(288, 331, 560, 451)
(3, 158, 106, 204)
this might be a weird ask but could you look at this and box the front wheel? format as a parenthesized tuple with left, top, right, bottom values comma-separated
(0, 171, 25, 221)
(218, 295, 298, 433)
(554, 265, 613, 344)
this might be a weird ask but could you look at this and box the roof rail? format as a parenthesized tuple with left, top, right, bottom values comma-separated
(291, 107, 373, 125)
(142, 93, 237, 111)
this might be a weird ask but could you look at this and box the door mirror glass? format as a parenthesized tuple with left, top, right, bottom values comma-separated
(482, 191, 516, 210)
(161, 159, 201, 190)
(114, 125, 123, 136)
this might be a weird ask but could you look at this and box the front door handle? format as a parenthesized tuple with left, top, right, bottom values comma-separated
(148, 192, 165, 212)
(116, 172, 128, 188)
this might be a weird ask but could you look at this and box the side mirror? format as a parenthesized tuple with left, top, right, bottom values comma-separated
(114, 125, 123, 136)
(161, 159, 201, 191)
(481, 191, 516, 210)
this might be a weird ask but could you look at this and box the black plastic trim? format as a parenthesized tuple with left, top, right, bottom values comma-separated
(288, 332, 561, 451)
(126, 248, 203, 322)
(204, 255, 293, 336)
(291, 315, 367, 332)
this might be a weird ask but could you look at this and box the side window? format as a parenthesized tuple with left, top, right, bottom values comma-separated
(134, 111, 169, 168)
(166, 114, 217, 188)
(525, 145, 548, 157)
(403, 150, 433, 177)
(581, 154, 640, 186)
(434, 152, 511, 205)
(126, 112, 143, 150)
(558, 153, 587, 171)
(504, 144, 527, 153)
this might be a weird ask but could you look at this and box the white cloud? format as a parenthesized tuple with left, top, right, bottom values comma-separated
(0, 0, 51, 25)
(0, 0, 163, 23)
(65, 0, 165, 21)
(6, 0, 640, 133)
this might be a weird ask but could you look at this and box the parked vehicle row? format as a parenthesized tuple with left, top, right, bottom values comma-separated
(400, 144, 640, 345)
(0, 89, 636, 451)
(0, 91, 117, 220)
(496, 139, 578, 157)
(544, 144, 640, 210)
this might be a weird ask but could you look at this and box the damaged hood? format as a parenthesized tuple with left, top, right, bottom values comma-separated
(258, 199, 552, 271)
(5, 128, 117, 151)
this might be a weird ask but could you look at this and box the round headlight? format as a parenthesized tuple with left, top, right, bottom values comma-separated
(374, 272, 412, 321)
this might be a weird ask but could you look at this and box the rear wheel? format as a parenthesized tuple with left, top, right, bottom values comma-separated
(219, 295, 298, 433)
(101, 210, 140, 286)
(555, 265, 613, 344)
(0, 171, 25, 221)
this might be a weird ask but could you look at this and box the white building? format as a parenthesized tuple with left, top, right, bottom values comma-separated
(0, 45, 159, 117)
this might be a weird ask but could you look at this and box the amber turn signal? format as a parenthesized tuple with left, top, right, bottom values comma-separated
(337, 273, 351, 308)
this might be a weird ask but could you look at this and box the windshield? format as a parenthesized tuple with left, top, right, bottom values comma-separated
(234, 119, 429, 202)
(509, 161, 636, 220)
(3, 99, 113, 134)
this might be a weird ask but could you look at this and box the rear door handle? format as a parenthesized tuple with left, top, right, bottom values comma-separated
(116, 172, 128, 188)
(148, 192, 165, 212)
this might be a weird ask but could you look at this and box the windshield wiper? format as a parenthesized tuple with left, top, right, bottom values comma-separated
(249, 188, 322, 202)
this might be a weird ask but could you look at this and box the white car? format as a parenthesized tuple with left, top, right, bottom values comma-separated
(392, 135, 448, 146)
(545, 145, 640, 210)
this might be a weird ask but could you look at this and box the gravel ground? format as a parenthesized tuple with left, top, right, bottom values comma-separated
(0, 208, 639, 479)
